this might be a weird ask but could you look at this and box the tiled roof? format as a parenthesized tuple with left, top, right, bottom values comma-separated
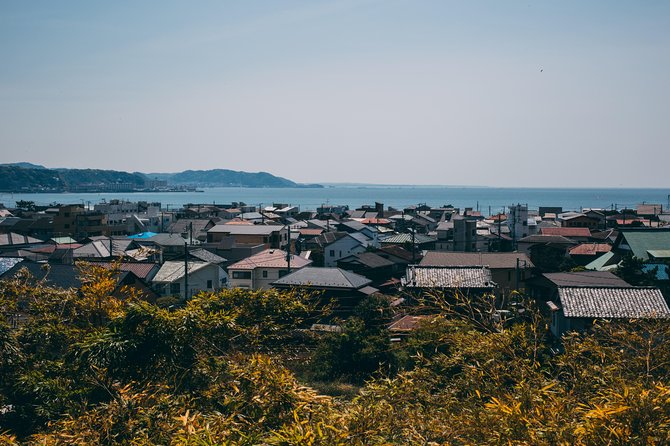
(228, 249, 312, 270)
(541, 227, 592, 237)
(0, 257, 23, 276)
(420, 252, 534, 269)
(569, 243, 613, 256)
(0, 262, 81, 289)
(272, 267, 371, 289)
(380, 233, 436, 245)
(403, 266, 494, 289)
(189, 248, 227, 264)
(558, 286, 670, 319)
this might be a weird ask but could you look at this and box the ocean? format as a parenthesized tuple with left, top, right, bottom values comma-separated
(1, 186, 669, 213)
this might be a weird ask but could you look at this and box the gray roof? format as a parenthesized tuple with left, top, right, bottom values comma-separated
(208, 224, 284, 235)
(0, 262, 81, 289)
(153, 261, 212, 283)
(0, 233, 43, 246)
(543, 271, 631, 288)
(189, 248, 227, 264)
(338, 252, 394, 269)
(380, 233, 436, 245)
(403, 266, 495, 289)
(420, 251, 534, 269)
(144, 233, 188, 247)
(558, 287, 670, 319)
(272, 267, 372, 289)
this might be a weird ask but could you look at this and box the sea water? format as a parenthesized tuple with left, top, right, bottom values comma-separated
(2, 186, 669, 213)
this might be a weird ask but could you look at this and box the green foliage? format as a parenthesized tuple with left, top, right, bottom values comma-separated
(2, 273, 670, 444)
(615, 254, 657, 286)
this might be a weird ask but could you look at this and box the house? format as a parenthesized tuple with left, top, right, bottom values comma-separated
(526, 270, 632, 310)
(167, 219, 219, 243)
(419, 251, 534, 294)
(207, 224, 288, 249)
(380, 233, 436, 251)
(0, 233, 44, 253)
(612, 228, 670, 261)
(402, 265, 495, 297)
(337, 252, 395, 286)
(540, 227, 592, 243)
(558, 213, 601, 230)
(227, 249, 312, 290)
(272, 267, 377, 315)
(152, 261, 228, 298)
(547, 287, 670, 337)
(568, 243, 613, 266)
(323, 232, 374, 267)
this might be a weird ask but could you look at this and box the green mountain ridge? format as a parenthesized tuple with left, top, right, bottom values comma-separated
(0, 164, 320, 191)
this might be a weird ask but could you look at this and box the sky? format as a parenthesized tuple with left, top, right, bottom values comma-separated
(1, 0, 669, 187)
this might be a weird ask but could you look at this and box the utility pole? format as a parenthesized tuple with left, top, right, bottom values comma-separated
(286, 225, 291, 274)
(184, 242, 189, 301)
(189, 221, 193, 246)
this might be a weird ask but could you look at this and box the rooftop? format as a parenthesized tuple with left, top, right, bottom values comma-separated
(420, 251, 534, 269)
(272, 266, 372, 289)
(228, 249, 312, 270)
(558, 286, 670, 319)
(403, 265, 495, 289)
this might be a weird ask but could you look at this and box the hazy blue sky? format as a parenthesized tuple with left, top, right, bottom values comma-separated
(1, 1, 669, 187)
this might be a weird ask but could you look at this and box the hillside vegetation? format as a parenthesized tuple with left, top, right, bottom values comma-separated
(0, 266, 669, 444)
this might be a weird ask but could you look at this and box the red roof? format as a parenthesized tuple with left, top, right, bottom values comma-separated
(360, 218, 392, 225)
(569, 243, 612, 256)
(299, 228, 324, 236)
(540, 227, 591, 237)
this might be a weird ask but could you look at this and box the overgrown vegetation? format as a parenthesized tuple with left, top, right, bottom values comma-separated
(1, 265, 669, 444)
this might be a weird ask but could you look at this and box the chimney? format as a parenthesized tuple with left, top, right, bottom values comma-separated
(375, 202, 384, 218)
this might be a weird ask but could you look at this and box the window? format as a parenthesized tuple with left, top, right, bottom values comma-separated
(170, 283, 180, 294)
(207, 280, 213, 289)
(329, 250, 335, 257)
(232, 271, 251, 280)
(279, 270, 289, 278)
(262, 270, 268, 278)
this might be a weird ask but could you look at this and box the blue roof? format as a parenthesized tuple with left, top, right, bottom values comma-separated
(128, 232, 158, 239)
(643, 264, 670, 281)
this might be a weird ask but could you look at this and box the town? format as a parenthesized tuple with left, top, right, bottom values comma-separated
(1, 198, 669, 339)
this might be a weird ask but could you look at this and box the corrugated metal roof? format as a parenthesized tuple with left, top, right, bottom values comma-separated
(558, 286, 670, 319)
(0, 233, 43, 246)
(403, 266, 495, 289)
(647, 249, 670, 259)
(618, 229, 670, 260)
(544, 271, 631, 287)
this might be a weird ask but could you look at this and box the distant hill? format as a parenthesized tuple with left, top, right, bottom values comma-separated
(0, 162, 47, 169)
(153, 169, 313, 188)
(0, 164, 321, 192)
